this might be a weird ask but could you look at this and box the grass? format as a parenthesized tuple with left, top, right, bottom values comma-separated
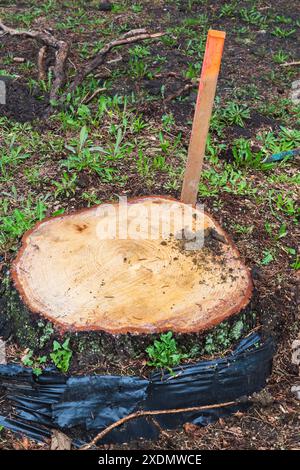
(0, 196, 48, 251)
(198, 166, 257, 197)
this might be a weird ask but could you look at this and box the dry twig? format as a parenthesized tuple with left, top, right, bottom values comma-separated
(0, 21, 164, 114)
(164, 82, 197, 103)
(280, 61, 300, 67)
(80, 400, 236, 450)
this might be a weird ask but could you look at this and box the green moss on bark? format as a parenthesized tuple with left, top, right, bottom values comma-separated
(0, 274, 56, 351)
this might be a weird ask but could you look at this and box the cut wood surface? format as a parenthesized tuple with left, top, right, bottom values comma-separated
(11, 197, 252, 334)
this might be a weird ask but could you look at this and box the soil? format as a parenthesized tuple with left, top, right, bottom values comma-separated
(0, 0, 299, 451)
(0, 77, 48, 122)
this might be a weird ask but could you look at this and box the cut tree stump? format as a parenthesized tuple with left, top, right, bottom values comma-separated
(10, 197, 252, 337)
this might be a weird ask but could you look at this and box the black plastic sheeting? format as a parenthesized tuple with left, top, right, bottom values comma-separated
(0, 333, 275, 445)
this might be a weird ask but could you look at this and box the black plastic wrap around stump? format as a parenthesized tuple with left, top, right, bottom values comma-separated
(0, 333, 275, 445)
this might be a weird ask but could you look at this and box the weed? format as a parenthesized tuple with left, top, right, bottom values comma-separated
(185, 62, 201, 80)
(22, 350, 47, 376)
(268, 189, 298, 221)
(53, 172, 77, 198)
(0, 70, 17, 78)
(62, 126, 116, 180)
(275, 193, 298, 217)
(205, 135, 225, 164)
(23, 166, 42, 187)
(219, 2, 237, 18)
(291, 256, 300, 270)
(240, 7, 267, 27)
(0, 141, 30, 180)
(221, 102, 250, 127)
(50, 338, 72, 373)
(146, 332, 188, 374)
(136, 149, 152, 178)
(0, 197, 47, 251)
(37, 321, 54, 348)
(153, 155, 168, 171)
(161, 113, 175, 132)
(231, 138, 271, 170)
(268, 173, 300, 185)
(132, 3, 143, 13)
(185, 37, 206, 58)
(258, 98, 298, 124)
(111, 3, 125, 13)
(264, 222, 273, 237)
(273, 50, 290, 64)
(272, 27, 295, 38)
(198, 166, 256, 197)
(160, 33, 178, 48)
(261, 250, 275, 265)
(164, 178, 180, 191)
(234, 84, 260, 101)
(131, 116, 147, 133)
(232, 223, 254, 235)
(81, 192, 102, 206)
(158, 131, 171, 154)
(275, 14, 293, 25)
(128, 45, 150, 79)
(277, 223, 288, 240)
(210, 101, 251, 132)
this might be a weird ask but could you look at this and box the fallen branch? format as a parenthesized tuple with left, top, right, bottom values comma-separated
(80, 400, 236, 450)
(0, 21, 165, 115)
(280, 60, 300, 67)
(67, 29, 165, 97)
(0, 20, 69, 103)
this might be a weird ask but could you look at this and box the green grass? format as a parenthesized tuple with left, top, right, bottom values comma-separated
(0, 196, 48, 251)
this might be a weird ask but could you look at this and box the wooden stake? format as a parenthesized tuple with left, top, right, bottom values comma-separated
(181, 30, 226, 206)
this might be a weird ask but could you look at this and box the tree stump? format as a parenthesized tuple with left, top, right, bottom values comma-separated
(10, 197, 252, 339)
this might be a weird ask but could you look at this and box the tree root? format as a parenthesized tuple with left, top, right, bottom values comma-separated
(0, 20, 165, 116)
(37, 46, 47, 81)
(0, 20, 69, 106)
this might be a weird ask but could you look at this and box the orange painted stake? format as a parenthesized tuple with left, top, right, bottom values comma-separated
(181, 29, 226, 206)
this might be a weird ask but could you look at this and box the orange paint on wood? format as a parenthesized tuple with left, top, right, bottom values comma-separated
(181, 29, 226, 206)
